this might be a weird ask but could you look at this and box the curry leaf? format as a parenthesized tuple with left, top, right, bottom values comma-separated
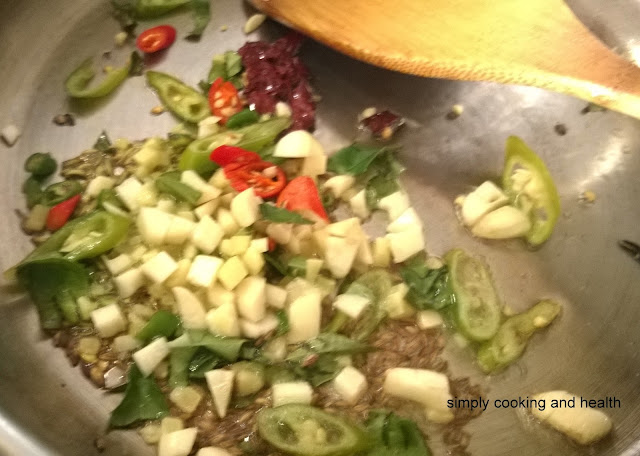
(327, 144, 384, 175)
(169, 330, 247, 361)
(400, 254, 454, 310)
(365, 410, 431, 456)
(109, 364, 169, 428)
(287, 333, 370, 363)
(16, 255, 89, 329)
(136, 310, 180, 343)
(259, 204, 313, 224)
(275, 310, 290, 337)
(264, 251, 288, 276)
(285, 333, 371, 386)
(188, 347, 225, 378)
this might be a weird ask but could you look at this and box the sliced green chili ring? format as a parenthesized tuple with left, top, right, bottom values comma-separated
(445, 248, 501, 342)
(24, 152, 57, 178)
(178, 117, 291, 177)
(22, 177, 44, 209)
(136, 310, 181, 343)
(502, 136, 561, 246)
(65, 56, 131, 99)
(257, 404, 369, 456)
(155, 173, 202, 205)
(146, 71, 210, 123)
(61, 211, 131, 261)
(226, 108, 259, 130)
(477, 299, 561, 372)
(134, 0, 189, 17)
(97, 189, 127, 211)
(42, 180, 83, 206)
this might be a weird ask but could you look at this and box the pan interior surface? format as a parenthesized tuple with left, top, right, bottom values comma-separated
(0, 1, 639, 455)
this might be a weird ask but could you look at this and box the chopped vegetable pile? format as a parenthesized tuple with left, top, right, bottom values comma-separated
(9, 6, 615, 456)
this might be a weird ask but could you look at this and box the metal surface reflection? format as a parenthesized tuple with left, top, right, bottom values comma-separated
(0, 1, 639, 455)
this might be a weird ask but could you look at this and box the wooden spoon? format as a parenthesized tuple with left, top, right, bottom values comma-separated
(250, 0, 640, 119)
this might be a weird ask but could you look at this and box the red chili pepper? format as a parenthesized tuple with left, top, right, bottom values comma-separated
(210, 145, 261, 167)
(225, 161, 287, 199)
(46, 194, 81, 231)
(208, 78, 243, 124)
(136, 25, 177, 54)
(277, 176, 329, 222)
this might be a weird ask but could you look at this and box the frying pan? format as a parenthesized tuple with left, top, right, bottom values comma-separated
(0, 0, 639, 455)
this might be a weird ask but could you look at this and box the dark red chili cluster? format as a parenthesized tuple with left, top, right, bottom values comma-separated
(238, 33, 315, 131)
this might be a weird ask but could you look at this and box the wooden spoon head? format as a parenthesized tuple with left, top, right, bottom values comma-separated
(251, 0, 640, 120)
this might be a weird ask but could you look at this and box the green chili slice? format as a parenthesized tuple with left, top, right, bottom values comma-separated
(42, 180, 83, 206)
(257, 404, 369, 456)
(146, 71, 210, 123)
(477, 299, 561, 372)
(60, 211, 131, 261)
(22, 177, 44, 209)
(24, 153, 57, 178)
(65, 56, 132, 99)
(136, 310, 181, 343)
(226, 108, 259, 130)
(178, 117, 291, 177)
(97, 189, 127, 211)
(134, 0, 189, 17)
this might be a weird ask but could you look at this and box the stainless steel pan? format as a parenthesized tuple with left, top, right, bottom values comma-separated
(1, 1, 639, 455)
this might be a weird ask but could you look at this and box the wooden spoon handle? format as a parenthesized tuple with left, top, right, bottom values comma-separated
(251, 0, 640, 119)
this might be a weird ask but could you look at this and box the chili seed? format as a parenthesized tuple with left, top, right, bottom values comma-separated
(151, 106, 165, 115)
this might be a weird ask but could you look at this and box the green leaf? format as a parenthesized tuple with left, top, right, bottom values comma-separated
(350, 149, 404, 210)
(188, 347, 225, 378)
(285, 333, 371, 387)
(169, 346, 197, 388)
(365, 410, 431, 456)
(327, 144, 384, 175)
(259, 204, 313, 224)
(186, 0, 210, 40)
(400, 254, 454, 310)
(263, 252, 288, 276)
(287, 333, 370, 363)
(275, 310, 290, 337)
(225, 51, 243, 78)
(258, 144, 286, 165)
(109, 364, 169, 428)
(136, 310, 180, 343)
(347, 270, 393, 341)
(16, 255, 90, 329)
(286, 256, 307, 278)
(170, 330, 247, 361)
(155, 172, 202, 205)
